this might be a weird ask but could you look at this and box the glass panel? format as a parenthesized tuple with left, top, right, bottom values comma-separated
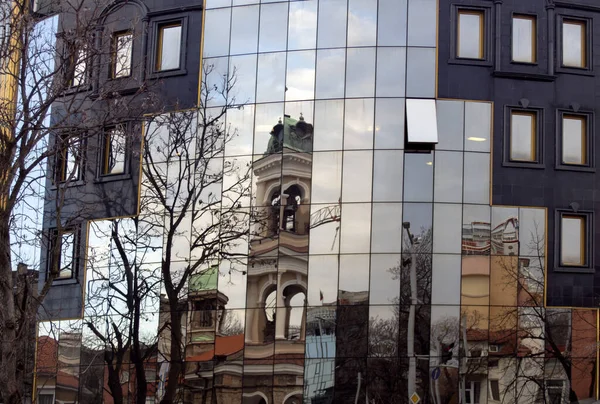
(512, 15, 536, 63)
(340, 203, 372, 253)
(113, 32, 132, 78)
(404, 152, 434, 202)
(462, 204, 491, 255)
(436, 100, 464, 151)
(253, 102, 283, 155)
(288, 0, 317, 50)
(313, 99, 344, 151)
(463, 152, 490, 205)
(311, 151, 342, 204)
(225, 105, 254, 158)
(491, 206, 519, 256)
(309, 203, 341, 255)
(433, 203, 462, 254)
(376, 47, 406, 97)
(205, 0, 230, 8)
(256, 52, 286, 103)
(372, 150, 403, 202)
(315, 48, 345, 100)
(71, 48, 87, 86)
(464, 102, 491, 152)
(561, 215, 584, 266)
(519, 207, 546, 257)
(204, 56, 229, 107)
(228, 54, 257, 106)
(345, 47, 376, 98)
(562, 115, 586, 165)
(510, 111, 536, 161)
(402, 203, 433, 252)
(258, 2, 288, 53)
(563, 20, 585, 67)
(431, 255, 461, 305)
(203, 8, 230, 57)
(378, 0, 408, 46)
(407, 0, 437, 47)
(406, 99, 438, 143)
(434, 151, 463, 203)
(458, 11, 483, 59)
(59, 231, 75, 279)
(375, 98, 405, 149)
(317, 0, 347, 48)
(229, 5, 259, 55)
(369, 254, 401, 304)
(343, 98, 374, 150)
(338, 254, 370, 302)
(104, 126, 126, 175)
(307, 255, 338, 306)
(157, 24, 181, 71)
(406, 47, 436, 97)
(347, 0, 377, 47)
(285, 50, 315, 102)
(342, 151, 373, 203)
(371, 203, 402, 253)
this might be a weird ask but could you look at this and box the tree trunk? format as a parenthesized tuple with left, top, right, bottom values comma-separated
(0, 216, 23, 404)
(132, 297, 148, 404)
(105, 358, 124, 404)
(161, 304, 184, 404)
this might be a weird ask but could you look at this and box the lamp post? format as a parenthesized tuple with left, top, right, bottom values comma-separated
(403, 222, 418, 402)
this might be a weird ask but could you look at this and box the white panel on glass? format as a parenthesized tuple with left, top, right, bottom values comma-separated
(406, 98, 438, 144)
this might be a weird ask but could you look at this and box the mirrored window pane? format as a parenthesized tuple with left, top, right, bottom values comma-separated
(402, 203, 433, 252)
(464, 102, 491, 152)
(378, 0, 407, 46)
(204, 57, 229, 107)
(561, 215, 585, 266)
(156, 24, 181, 71)
(256, 52, 286, 103)
(345, 47, 376, 98)
(347, 0, 377, 47)
(317, 0, 347, 48)
(512, 15, 536, 63)
(519, 207, 546, 257)
(375, 98, 405, 149)
(225, 105, 254, 156)
(563, 19, 586, 68)
(112, 32, 132, 78)
(462, 204, 491, 255)
(253, 102, 283, 154)
(433, 203, 462, 254)
(404, 152, 434, 202)
(313, 99, 344, 151)
(562, 115, 586, 165)
(434, 151, 463, 203)
(510, 111, 536, 161)
(285, 50, 315, 101)
(338, 254, 370, 300)
(431, 255, 461, 305)
(371, 203, 402, 253)
(340, 203, 372, 253)
(436, 100, 464, 151)
(343, 98, 374, 150)
(457, 10, 484, 59)
(230, 5, 259, 55)
(229, 54, 257, 106)
(205, 0, 230, 8)
(259, 2, 288, 53)
(288, 0, 317, 50)
(373, 150, 403, 202)
(406, 47, 436, 98)
(307, 255, 339, 306)
(316, 49, 345, 100)
(463, 152, 490, 205)
(103, 125, 126, 175)
(376, 47, 406, 97)
(312, 151, 342, 204)
(370, 254, 401, 304)
(407, 0, 436, 47)
(310, 203, 341, 255)
(342, 151, 373, 202)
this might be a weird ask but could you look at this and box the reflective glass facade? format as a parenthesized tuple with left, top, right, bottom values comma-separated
(34, 1, 600, 404)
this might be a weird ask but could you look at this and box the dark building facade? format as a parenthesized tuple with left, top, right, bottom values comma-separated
(32, 0, 600, 403)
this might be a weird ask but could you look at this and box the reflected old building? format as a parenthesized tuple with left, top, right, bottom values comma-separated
(32, 0, 600, 403)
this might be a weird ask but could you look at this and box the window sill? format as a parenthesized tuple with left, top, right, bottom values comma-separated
(62, 84, 93, 96)
(493, 70, 556, 82)
(95, 172, 131, 183)
(556, 66, 594, 76)
(502, 161, 545, 169)
(148, 68, 187, 79)
(555, 164, 595, 173)
(448, 58, 493, 67)
(554, 266, 595, 274)
(50, 179, 86, 190)
(50, 277, 79, 285)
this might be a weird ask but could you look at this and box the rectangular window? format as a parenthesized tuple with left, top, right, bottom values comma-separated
(457, 10, 484, 59)
(465, 380, 481, 404)
(102, 125, 126, 175)
(70, 47, 88, 87)
(406, 99, 438, 144)
(510, 111, 536, 162)
(489, 380, 500, 401)
(48, 228, 78, 280)
(562, 19, 586, 68)
(112, 31, 133, 78)
(512, 15, 536, 63)
(560, 215, 585, 266)
(55, 134, 82, 183)
(562, 115, 587, 165)
(156, 23, 182, 71)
